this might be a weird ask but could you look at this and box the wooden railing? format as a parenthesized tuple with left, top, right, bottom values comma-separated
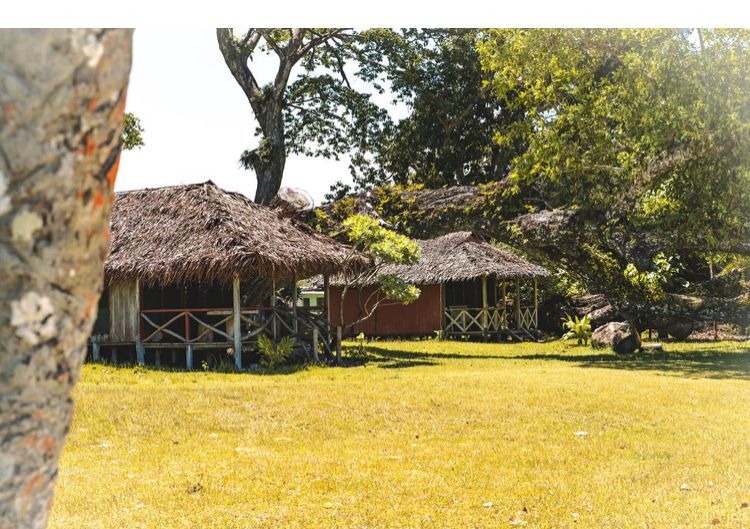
(139, 306, 333, 357)
(444, 307, 504, 335)
(443, 305, 538, 335)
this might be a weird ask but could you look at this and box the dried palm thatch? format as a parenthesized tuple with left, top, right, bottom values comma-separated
(340, 231, 549, 286)
(105, 181, 364, 286)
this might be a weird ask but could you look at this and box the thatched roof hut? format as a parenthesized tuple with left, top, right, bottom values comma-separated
(329, 232, 549, 340)
(337, 231, 549, 286)
(105, 181, 362, 285)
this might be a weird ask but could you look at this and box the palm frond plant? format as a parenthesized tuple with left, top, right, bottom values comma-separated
(562, 314, 592, 346)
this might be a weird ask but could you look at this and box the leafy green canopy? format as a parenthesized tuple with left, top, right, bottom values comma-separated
(121, 112, 144, 151)
(478, 29, 750, 252)
(339, 214, 421, 305)
(339, 29, 524, 192)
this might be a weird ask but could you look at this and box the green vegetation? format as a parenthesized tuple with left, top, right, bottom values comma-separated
(121, 112, 144, 150)
(336, 214, 421, 334)
(50, 340, 750, 528)
(257, 335, 295, 369)
(562, 314, 592, 346)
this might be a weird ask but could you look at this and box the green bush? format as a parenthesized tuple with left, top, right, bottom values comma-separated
(257, 335, 295, 369)
(562, 314, 592, 346)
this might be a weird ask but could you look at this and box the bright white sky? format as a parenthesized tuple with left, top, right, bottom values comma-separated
(117, 28, 373, 204)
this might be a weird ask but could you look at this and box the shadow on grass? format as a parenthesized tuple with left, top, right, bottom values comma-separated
(357, 345, 750, 381)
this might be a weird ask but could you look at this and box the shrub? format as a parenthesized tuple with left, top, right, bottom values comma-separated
(257, 335, 295, 369)
(562, 314, 592, 346)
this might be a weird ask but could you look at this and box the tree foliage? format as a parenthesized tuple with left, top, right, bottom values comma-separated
(323, 29, 750, 329)
(121, 112, 144, 150)
(335, 214, 421, 334)
(217, 28, 386, 204)
(342, 29, 525, 191)
(478, 29, 750, 252)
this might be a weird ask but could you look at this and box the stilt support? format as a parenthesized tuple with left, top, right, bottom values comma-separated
(136, 339, 145, 366)
(233, 274, 242, 370)
(186, 344, 193, 371)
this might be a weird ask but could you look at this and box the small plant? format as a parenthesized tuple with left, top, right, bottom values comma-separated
(257, 335, 294, 369)
(562, 314, 592, 346)
(356, 332, 366, 354)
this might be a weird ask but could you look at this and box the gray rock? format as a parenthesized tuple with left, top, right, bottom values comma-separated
(592, 322, 642, 354)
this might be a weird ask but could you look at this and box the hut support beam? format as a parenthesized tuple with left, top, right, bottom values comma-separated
(292, 274, 298, 335)
(515, 279, 521, 330)
(271, 277, 277, 340)
(312, 328, 319, 363)
(136, 342, 145, 366)
(481, 276, 488, 338)
(186, 344, 193, 371)
(233, 274, 242, 370)
(135, 278, 145, 366)
(533, 278, 538, 329)
(501, 281, 507, 329)
(92, 342, 100, 362)
(323, 274, 330, 345)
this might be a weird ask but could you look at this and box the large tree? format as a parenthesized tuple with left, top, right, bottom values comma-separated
(0, 29, 132, 528)
(216, 28, 387, 204)
(322, 29, 750, 332)
(345, 29, 526, 191)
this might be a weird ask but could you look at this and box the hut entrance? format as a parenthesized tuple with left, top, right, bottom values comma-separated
(442, 277, 539, 340)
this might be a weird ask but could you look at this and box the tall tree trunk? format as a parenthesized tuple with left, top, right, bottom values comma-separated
(253, 112, 286, 205)
(0, 29, 132, 529)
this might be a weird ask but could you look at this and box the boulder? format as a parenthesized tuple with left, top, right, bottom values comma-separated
(665, 319, 693, 341)
(592, 321, 642, 354)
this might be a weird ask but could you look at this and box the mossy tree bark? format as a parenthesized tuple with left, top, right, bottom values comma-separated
(0, 29, 132, 529)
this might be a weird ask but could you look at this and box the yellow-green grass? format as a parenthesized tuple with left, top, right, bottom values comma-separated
(49, 340, 750, 528)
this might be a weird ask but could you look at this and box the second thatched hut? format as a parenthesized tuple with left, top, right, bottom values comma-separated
(329, 231, 549, 340)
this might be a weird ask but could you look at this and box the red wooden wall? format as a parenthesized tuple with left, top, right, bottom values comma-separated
(329, 284, 443, 336)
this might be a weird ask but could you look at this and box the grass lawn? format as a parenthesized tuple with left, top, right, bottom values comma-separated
(48, 340, 750, 529)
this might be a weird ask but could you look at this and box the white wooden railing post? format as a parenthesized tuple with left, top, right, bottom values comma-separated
(481, 276, 488, 338)
(271, 276, 277, 340)
(292, 274, 298, 335)
(233, 274, 242, 370)
(312, 328, 319, 363)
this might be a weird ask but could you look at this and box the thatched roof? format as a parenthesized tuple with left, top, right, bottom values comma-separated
(105, 181, 363, 285)
(337, 231, 549, 286)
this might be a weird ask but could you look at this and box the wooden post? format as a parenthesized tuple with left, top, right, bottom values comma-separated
(135, 277, 145, 366)
(136, 342, 145, 366)
(232, 274, 242, 370)
(92, 341, 100, 362)
(292, 274, 298, 335)
(186, 344, 193, 370)
(501, 281, 507, 329)
(336, 326, 342, 366)
(271, 276, 277, 340)
(154, 351, 161, 367)
(171, 350, 176, 366)
(323, 274, 330, 344)
(440, 282, 445, 332)
(111, 346, 117, 364)
(533, 278, 539, 329)
(481, 275, 488, 338)
(515, 279, 521, 330)
(312, 328, 320, 363)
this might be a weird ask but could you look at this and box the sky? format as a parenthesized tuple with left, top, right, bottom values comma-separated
(117, 29, 365, 205)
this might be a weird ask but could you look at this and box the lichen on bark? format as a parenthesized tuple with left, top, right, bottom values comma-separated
(0, 29, 132, 529)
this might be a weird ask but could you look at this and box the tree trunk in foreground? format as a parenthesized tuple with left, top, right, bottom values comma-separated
(0, 29, 132, 529)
